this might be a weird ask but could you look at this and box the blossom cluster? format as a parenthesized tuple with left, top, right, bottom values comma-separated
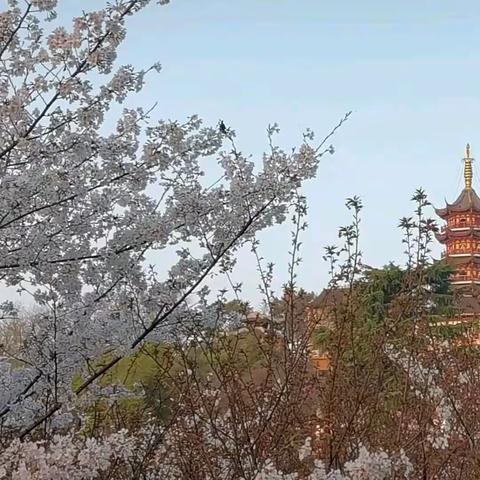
(385, 346, 454, 450)
(0, 429, 413, 480)
(0, 0, 338, 438)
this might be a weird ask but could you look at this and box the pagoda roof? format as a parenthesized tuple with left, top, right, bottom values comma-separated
(456, 294, 480, 315)
(447, 255, 480, 267)
(435, 188, 480, 219)
(436, 228, 480, 243)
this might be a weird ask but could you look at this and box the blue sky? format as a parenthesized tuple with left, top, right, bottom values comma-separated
(55, 1, 480, 304)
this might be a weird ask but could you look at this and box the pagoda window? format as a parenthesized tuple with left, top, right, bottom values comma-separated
(459, 217, 467, 227)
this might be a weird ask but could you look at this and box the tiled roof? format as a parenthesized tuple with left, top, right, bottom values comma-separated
(436, 228, 480, 243)
(435, 188, 480, 218)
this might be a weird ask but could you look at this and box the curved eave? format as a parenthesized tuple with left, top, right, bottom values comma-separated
(435, 207, 449, 219)
(436, 229, 480, 242)
(448, 255, 480, 266)
(435, 188, 480, 218)
(435, 205, 480, 218)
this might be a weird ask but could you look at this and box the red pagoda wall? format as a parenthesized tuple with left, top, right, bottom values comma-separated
(447, 213, 480, 229)
(447, 239, 480, 255)
(450, 263, 480, 283)
(437, 212, 480, 284)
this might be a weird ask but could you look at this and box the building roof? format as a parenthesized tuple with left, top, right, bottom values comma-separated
(436, 228, 480, 243)
(456, 294, 480, 315)
(447, 255, 480, 267)
(435, 188, 480, 219)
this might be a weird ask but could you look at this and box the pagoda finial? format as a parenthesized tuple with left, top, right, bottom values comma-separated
(464, 143, 473, 190)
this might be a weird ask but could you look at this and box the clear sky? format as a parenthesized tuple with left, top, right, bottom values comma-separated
(33, 1, 480, 305)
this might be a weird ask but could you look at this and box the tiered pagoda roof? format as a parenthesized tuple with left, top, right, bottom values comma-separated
(435, 188, 480, 219)
(447, 255, 480, 267)
(436, 227, 480, 243)
(456, 294, 480, 315)
(435, 143, 480, 219)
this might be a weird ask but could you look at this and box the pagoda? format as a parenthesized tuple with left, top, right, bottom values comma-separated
(435, 145, 480, 316)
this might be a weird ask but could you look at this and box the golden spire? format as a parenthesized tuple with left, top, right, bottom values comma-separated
(464, 143, 473, 190)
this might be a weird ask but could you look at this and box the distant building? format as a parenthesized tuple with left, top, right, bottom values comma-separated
(435, 144, 480, 324)
(307, 289, 349, 372)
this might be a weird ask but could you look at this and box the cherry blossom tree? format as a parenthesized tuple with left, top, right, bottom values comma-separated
(0, 0, 348, 439)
